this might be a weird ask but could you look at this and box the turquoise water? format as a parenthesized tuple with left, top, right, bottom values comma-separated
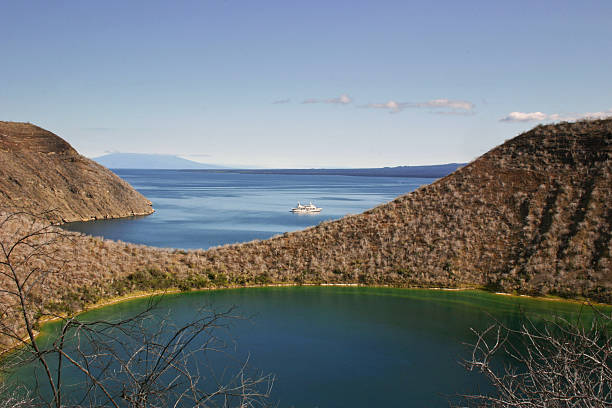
(62, 170, 430, 249)
(6, 287, 602, 407)
(34, 171, 607, 406)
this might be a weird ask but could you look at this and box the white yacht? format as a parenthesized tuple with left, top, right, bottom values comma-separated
(290, 202, 322, 214)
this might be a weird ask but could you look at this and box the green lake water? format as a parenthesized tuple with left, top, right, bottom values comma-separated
(4, 287, 605, 407)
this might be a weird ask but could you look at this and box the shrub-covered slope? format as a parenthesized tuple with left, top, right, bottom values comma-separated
(0, 121, 153, 222)
(33, 119, 610, 304)
(1, 119, 611, 350)
(190, 119, 610, 301)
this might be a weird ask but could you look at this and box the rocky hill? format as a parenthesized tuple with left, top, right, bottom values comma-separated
(1, 119, 611, 350)
(185, 119, 610, 301)
(0, 121, 153, 222)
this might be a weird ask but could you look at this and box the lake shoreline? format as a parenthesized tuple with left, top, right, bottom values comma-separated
(43, 282, 610, 324)
(10, 286, 597, 407)
(1, 282, 606, 360)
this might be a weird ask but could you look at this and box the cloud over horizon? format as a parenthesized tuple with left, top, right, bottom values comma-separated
(301, 94, 353, 105)
(500, 108, 612, 123)
(362, 98, 475, 114)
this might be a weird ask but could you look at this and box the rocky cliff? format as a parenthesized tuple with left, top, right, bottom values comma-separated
(0, 121, 153, 222)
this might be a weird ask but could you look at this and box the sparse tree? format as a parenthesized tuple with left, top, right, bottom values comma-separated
(458, 309, 611, 407)
(0, 208, 273, 407)
(0, 383, 33, 408)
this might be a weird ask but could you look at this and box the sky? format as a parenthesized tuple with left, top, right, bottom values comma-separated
(1, 0, 611, 168)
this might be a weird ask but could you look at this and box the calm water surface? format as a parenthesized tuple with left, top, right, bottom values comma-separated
(41, 171, 603, 406)
(63, 170, 430, 249)
(8, 287, 598, 407)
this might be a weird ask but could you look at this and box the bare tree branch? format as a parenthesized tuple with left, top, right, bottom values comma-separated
(457, 309, 612, 407)
(0, 208, 274, 407)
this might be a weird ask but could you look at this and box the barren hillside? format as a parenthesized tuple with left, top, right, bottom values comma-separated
(194, 119, 611, 301)
(1, 119, 611, 349)
(0, 121, 153, 222)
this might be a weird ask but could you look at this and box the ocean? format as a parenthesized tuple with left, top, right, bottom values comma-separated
(63, 169, 432, 249)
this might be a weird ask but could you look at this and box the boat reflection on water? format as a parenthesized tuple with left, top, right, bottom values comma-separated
(290, 202, 322, 214)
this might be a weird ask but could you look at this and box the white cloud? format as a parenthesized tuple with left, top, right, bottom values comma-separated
(553, 109, 612, 121)
(364, 100, 403, 113)
(272, 98, 290, 104)
(434, 110, 476, 116)
(362, 98, 475, 114)
(301, 94, 353, 105)
(327, 94, 352, 104)
(500, 111, 548, 122)
(500, 108, 612, 123)
(413, 98, 475, 111)
(587, 109, 612, 118)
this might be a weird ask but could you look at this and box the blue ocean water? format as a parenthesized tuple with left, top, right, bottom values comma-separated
(63, 170, 431, 249)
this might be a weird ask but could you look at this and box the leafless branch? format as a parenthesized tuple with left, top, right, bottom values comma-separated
(0, 209, 274, 407)
(457, 309, 612, 407)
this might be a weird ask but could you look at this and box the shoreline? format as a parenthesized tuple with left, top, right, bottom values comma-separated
(58, 208, 155, 225)
(42, 282, 610, 323)
(1, 283, 607, 360)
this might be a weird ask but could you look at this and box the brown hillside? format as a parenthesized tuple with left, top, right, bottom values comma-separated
(1, 119, 611, 349)
(189, 119, 611, 300)
(0, 121, 153, 222)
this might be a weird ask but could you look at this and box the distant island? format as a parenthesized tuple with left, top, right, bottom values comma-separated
(93, 153, 227, 169)
(93, 153, 464, 178)
(221, 164, 465, 178)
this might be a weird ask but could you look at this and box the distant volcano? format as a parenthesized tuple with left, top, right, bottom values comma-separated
(93, 153, 226, 169)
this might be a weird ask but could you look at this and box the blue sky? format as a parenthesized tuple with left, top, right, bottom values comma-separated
(1, 0, 611, 167)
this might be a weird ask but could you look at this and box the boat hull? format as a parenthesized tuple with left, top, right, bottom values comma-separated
(290, 209, 321, 213)
(290, 202, 322, 213)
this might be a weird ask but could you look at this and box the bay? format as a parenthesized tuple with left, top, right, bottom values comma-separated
(22, 170, 605, 407)
(62, 169, 430, 249)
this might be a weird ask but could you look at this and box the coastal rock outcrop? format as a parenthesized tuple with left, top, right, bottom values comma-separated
(0, 121, 153, 222)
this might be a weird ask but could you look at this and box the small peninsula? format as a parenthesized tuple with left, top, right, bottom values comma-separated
(0, 121, 153, 222)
